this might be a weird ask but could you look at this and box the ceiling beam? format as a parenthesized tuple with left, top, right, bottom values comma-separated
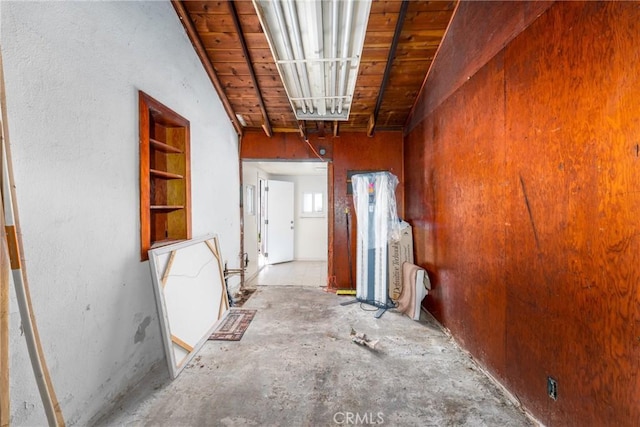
(370, 0, 409, 137)
(272, 127, 305, 133)
(367, 113, 375, 137)
(228, 1, 273, 138)
(171, 1, 243, 136)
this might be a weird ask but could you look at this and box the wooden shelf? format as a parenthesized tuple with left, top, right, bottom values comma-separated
(151, 205, 184, 211)
(150, 138, 182, 154)
(150, 239, 184, 249)
(150, 169, 184, 180)
(140, 91, 191, 261)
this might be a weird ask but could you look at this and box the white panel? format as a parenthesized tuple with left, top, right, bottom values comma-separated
(149, 235, 229, 379)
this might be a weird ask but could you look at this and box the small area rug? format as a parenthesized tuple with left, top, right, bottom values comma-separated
(209, 308, 257, 341)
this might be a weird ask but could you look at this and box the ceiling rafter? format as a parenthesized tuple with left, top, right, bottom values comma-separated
(171, 0, 242, 136)
(175, 1, 456, 134)
(369, 0, 409, 137)
(227, 0, 273, 137)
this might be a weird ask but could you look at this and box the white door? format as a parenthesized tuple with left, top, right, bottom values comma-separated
(265, 180, 294, 264)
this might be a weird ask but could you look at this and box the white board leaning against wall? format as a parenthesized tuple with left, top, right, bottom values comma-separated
(148, 234, 229, 378)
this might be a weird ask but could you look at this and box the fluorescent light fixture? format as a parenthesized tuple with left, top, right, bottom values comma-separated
(235, 113, 248, 127)
(253, 0, 372, 121)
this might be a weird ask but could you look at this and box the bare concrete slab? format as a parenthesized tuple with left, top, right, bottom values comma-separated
(95, 286, 535, 426)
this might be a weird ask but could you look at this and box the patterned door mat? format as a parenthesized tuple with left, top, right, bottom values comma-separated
(209, 308, 257, 341)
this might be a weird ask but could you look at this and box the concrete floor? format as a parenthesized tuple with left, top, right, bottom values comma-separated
(97, 262, 534, 427)
(249, 260, 327, 287)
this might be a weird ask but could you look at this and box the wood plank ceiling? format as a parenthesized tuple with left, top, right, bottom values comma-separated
(173, 0, 456, 136)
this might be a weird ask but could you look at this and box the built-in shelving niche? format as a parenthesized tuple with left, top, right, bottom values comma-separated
(139, 92, 191, 260)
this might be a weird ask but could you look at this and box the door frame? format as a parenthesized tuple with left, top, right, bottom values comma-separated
(239, 160, 333, 285)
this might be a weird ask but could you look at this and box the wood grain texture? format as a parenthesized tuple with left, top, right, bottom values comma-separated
(178, 0, 454, 133)
(424, 54, 508, 372)
(241, 131, 334, 161)
(227, 0, 272, 136)
(171, 335, 194, 353)
(171, 1, 242, 135)
(140, 92, 191, 260)
(332, 132, 404, 290)
(4, 226, 19, 270)
(405, 2, 640, 425)
(503, 3, 640, 424)
(0, 201, 9, 427)
(161, 251, 177, 288)
(183, 0, 295, 132)
(139, 93, 151, 260)
(406, 0, 554, 133)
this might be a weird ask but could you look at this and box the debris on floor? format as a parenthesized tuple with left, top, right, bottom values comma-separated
(233, 287, 256, 307)
(95, 286, 536, 427)
(350, 328, 379, 350)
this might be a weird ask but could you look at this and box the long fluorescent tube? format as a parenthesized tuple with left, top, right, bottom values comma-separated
(284, 0, 315, 113)
(330, 0, 339, 115)
(271, 0, 307, 113)
(337, 0, 354, 115)
(253, 0, 372, 121)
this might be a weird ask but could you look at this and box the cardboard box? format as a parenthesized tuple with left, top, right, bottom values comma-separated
(388, 221, 414, 301)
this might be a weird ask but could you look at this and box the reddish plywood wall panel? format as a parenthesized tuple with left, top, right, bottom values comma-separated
(406, 0, 554, 133)
(433, 55, 507, 372)
(404, 118, 430, 263)
(332, 132, 404, 290)
(405, 116, 446, 321)
(405, 2, 640, 426)
(241, 131, 334, 161)
(406, 56, 508, 372)
(504, 3, 640, 425)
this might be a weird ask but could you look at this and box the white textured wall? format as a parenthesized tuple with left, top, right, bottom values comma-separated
(1, 1, 239, 425)
(241, 163, 261, 280)
(270, 174, 328, 261)
(293, 175, 328, 261)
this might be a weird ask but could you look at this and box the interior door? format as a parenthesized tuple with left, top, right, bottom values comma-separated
(265, 180, 294, 264)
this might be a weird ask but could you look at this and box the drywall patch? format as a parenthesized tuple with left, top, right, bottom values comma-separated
(134, 316, 151, 344)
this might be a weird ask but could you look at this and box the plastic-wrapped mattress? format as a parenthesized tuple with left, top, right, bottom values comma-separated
(351, 171, 400, 309)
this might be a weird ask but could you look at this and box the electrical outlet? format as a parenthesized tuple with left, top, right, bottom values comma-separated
(547, 376, 558, 401)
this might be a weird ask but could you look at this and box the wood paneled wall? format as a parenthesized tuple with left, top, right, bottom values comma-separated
(405, 2, 640, 425)
(241, 130, 403, 290)
(406, 1, 554, 132)
(241, 131, 334, 161)
(332, 132, 404, 290)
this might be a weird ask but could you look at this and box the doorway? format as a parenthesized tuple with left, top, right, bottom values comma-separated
(242, 161, 329, 282)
